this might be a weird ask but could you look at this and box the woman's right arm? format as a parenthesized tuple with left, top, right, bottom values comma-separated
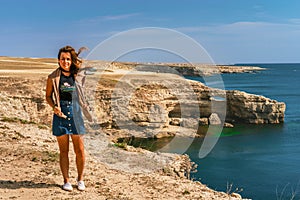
(46, 77, 55, 109)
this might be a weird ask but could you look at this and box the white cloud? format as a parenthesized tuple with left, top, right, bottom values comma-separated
(77, 13, 141, 24)
(101, 13, 141, 21)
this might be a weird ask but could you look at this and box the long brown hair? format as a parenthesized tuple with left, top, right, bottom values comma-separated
(58, 45, 88, 74)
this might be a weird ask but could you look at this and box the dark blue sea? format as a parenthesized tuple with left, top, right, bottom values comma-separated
(183, 64, 300, 200)
(130, 64, 300, 200)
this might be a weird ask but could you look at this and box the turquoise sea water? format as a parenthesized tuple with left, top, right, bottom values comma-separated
(129, 64, 300, 199)
(185, 64, 300, 199)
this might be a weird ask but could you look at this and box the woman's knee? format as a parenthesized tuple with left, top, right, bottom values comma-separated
(71, 135, 85, 156)
(57, 134, 70, 155)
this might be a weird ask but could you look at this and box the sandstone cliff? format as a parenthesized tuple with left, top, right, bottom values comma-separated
(226, 90, 285, 124)
(88, 72, 285, 139)
(0, 58, 285, 139)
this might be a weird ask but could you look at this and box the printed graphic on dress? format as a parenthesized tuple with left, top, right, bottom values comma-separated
(61, 82, 75, 93)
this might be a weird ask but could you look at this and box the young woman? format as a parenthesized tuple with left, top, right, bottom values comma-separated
(46, 45, 92, 191)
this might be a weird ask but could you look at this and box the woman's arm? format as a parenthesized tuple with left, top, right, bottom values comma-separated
(45, 77, 55, 109)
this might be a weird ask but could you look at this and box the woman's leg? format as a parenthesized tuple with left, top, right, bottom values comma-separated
(71, 134, 85, 181)
(56, 134, 70, 183)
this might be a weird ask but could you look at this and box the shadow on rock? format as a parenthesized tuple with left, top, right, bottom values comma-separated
(0, 180, 59, 189)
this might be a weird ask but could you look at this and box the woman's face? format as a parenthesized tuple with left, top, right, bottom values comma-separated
(59, 52, 72, 72)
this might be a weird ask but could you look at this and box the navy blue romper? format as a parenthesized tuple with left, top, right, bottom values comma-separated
(52, 73, 86, 136)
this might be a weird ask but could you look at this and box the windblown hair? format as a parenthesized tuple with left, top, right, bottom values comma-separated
(58, 45, 88, 74)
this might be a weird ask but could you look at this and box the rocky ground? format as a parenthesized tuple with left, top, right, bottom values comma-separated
(0, 120, 244, 200)
(0, 56, 259, 200)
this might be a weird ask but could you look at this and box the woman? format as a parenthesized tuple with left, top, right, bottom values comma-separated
(46, 45, 92, 191)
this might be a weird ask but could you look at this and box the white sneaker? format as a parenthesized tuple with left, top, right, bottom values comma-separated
(62, 182, 73, 191)
(77, 180, 86, 191)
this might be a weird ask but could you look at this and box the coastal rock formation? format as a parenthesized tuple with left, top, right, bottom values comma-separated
(91, 73, 285, 138)
(110, 61, 265, 76)
(0, 72, 285, 140)
(226, 90, 286, 124)
(0, 77, 50, 125)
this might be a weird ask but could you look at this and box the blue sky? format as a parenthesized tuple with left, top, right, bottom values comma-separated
(1, 0, 300, 64)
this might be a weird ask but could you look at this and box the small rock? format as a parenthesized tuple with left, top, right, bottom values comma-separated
(209, 113, 221, 125)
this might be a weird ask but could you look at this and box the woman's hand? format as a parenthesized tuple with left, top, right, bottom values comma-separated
(53, 106, 67, 119)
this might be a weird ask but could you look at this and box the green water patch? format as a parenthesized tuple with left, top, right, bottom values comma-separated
(221, 123, 284, 137)
(117, 136, 174, 152)
(198, 125, 241, 137)
(116, 124, 284, 152)
(220, 128, 241, 137)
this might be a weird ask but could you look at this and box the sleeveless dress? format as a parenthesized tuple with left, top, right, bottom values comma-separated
(52, 73, 86, 136)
